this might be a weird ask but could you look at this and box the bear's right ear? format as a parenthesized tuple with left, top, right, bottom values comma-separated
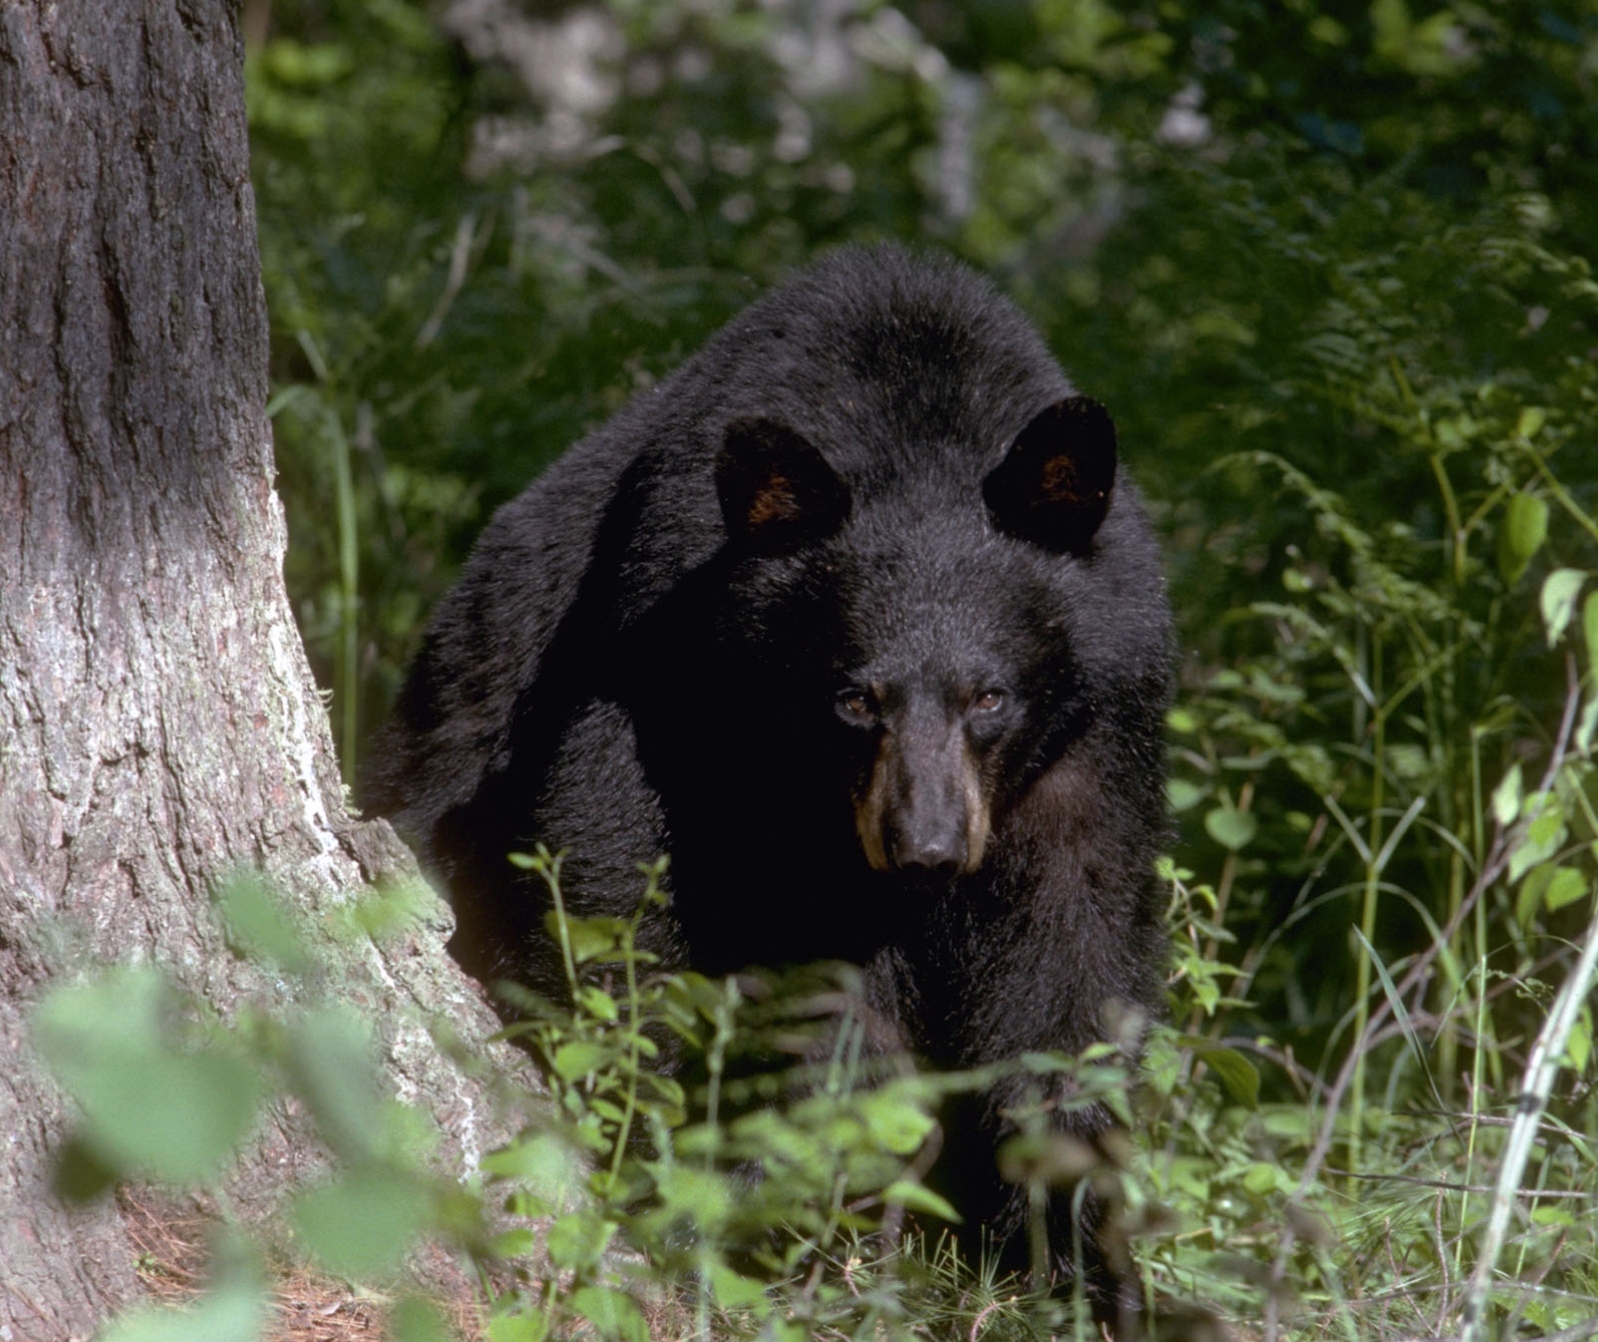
(716, 418, 850, 551)
(982, 397, 1117, 554)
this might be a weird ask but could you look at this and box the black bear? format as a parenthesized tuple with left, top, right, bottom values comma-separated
(365, 246, 1172, 1320)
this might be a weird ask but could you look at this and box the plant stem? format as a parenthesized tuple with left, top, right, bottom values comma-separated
(1349, 631, 1385, 1183)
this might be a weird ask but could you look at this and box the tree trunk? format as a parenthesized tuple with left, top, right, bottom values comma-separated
(0, 4, 516, 1336)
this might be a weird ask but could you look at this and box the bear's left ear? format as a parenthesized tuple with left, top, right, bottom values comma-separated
(982, 396, 1117, 554)
(716, 418, 851, 552)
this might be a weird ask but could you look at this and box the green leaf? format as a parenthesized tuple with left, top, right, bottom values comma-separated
(1541, 568, 1586, 647)
(569, 1286, 648, 1342)
(1498, 492, 1548, 585)
(708, 1261, 771, 1315)
(1178, 1037, 1260, 1108)
(563, 916, 630, 963)
(99, 1236, 264, 1342)
(858, 1088, 936, 1154)
(81, 1053, 261, 1185)
(1508, 795, 1567, 884)
(1517, 406, 1547, 440)
(1167, 778, 1206, 812)
(1204, 804, 1258, 852)
(284, 1008, 383, 1165)
(97, 1286, 266, 1342)
(488, 1228, 538, 1258)
(1578, 698, 1598, 757)
(292, 1167, 433, 1279)
(486, 1310, 548, 1342)
(1491, 764, 1523, 829)
(1517, 865, 1557, 929)
(881, 1179, 961, 1221)
(1565, 1006, 1592, 1073)
(1544, 866, 1589, 913)
(575, 985, 620, 1022)
(653, 1164, 731, 1231)
(213, 874, 312, 973)
(1584, 592, 1598, 678)
(479, 1131, 581, 1197)
(33, 970, 262, 1186)
(545, 1209, 615, 1271)
(390, 1296, 454, 1342)
(552, 1040, 613, 1081)
(1242, 1161, 1291, 1195)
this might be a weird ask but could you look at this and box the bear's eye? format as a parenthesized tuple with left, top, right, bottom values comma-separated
(972, 688, 1008, 714)
(836, 689, 878, 724)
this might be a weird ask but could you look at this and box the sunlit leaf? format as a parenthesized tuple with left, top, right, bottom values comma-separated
(292, 1167, 433, 1279)
(1204, 805, 1258, 852)
(1497, 492, 1547, 585)
(1541, 568, 1585, 647)
(1491, 764, 1523, 829)
(569, 1286, 648, 1342)
(882, 1179, 961, 1221)
(545, 1209, 615, 1271)
(33, 970, 262, 1186)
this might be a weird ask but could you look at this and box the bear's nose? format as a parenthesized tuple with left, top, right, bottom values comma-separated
(889, 829, 967, 881)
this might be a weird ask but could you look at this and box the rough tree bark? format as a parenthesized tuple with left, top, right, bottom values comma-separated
(0, 4, 517, 1336)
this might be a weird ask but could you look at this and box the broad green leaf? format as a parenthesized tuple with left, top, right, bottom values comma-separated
(1497, 492, 1548, 585)
(284, 1008, 383, 1164)
(1517, 865, 1558, 929)
(479, 1131, 581, 1207)
(1204, 805, 1257, 852)
(390, 1296, 454, 1342)
(97, 1285, 265, 1342)
(1508, 796, 1567, 884)
(486, 1311, 548, 1342)
(563, 916, 630, 963)
(1167, 778, 1206, 812)
(575, 985, 619, 1022)
(1541, 568, 1586, 647)
(709, 1261, 771, 1314)
(212, 874, 311, 973)
(1176, 1035, 1260, 1108)
(74, 1052, 262, 1185)
(292, 1168, 433, 1279)
(488, 1228, 538, 1258)
(1242, 1161, 1292, 1195)
(1544, 866, 1589, 913)
(545, 1209, 615, 1270)
(653, 1164, 731, 1231)
(552, 1040, 613, 1081)
(859, 1088, 936, 1154)
(33, 970, 262, 1186)
(1517, 406, 1547, 439)
(99, 1234, 263, 1342)
(569, 1286, 649, 1342)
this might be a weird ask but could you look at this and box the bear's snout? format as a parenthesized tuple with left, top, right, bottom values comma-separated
(856, 710, 990, 879)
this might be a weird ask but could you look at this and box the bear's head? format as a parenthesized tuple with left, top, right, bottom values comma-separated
(712, 397, 1120, 882)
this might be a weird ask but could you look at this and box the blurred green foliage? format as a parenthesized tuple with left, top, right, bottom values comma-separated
(238, 0, 1598, 1333)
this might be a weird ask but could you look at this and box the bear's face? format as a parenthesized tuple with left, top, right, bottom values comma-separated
(712, 399, 1115, 883)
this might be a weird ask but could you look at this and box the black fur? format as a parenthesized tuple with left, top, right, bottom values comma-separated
(365, 246, 1173, 1319)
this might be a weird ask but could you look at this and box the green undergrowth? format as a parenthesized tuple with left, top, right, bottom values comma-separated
(35, 718, 1598, 1340)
